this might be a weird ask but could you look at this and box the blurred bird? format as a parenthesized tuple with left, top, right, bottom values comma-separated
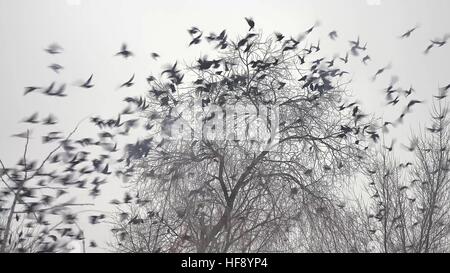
(372, 64, 391, 81)
(406, 99, 424, 110)
(245, 17, 255, 31)
(339, 52, 349, 64)
(24, 86, 41, 96)
(151, 52, 160, 60)
(80, 74, 94, 88)
(399, 25, 419, 39)
(274, 32, 285, 41)
(42, 114, 58, 125)
(404, 86, 415, 97)
(49, 63, 64, 73)
(362, 55, 371, 65)
(45, 43, 63, 54)
(11, 131, 30, 139)
(328, 30, 338, 40)
(23, 112, 39, 124)
(120, 74, 135, 88)
(115, 43, 133, 58)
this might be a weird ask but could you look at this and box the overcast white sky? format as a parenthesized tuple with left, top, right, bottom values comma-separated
(0, 0, 449, 252)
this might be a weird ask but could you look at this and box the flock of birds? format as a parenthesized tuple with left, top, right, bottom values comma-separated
(0, 16, 449, 252)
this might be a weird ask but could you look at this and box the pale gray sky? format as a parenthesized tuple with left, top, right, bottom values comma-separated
(0, 0, 449, 252)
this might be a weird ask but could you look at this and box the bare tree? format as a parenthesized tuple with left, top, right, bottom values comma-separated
(359, 100, 450, 253)
(111, 30, 372, 253)
(0, 123, 101, 253)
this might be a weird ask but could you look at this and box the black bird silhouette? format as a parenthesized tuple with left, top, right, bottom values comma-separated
(404, 86, 415, 97)
(245, 17, 255, 31)
(43, 82, 56, 95)
(426, 126, 443, 133)
(52, 84, 67, 97)
(80, 74, 94, 88)
(274, 32, 285, 41)
(189, 33, 202, 46)
(431, 35, 449, 47)
(399, 26, 419, 39)
(24, 86, 41, 96)
(362, 55, 371, 65)
(423, 37, 448, 55)
(187, 26, 201, 36)
(298, 55, 305, 64)
(383, 139, 396, 152)
(115, 43, 133, 58)
(120, 74, 135, 88)
(339, 53, 349, 64)
(305, 22, 320, 35)
(352, 106, 359, 117)
(434, 93, 447, 100)
(406, 99, 423, 110)
(49, 63, 64, 73)
(372, 64, 391, 81)
(432, 40, 446, 47)
(328, 30, 338, 40)
(23, 112, 39, 124)
(151, 52, 160, 60)
(102, 164, 112, 175)
(45, 43, 63, 54)
(439, 83, 450, 92)
(424, 43, 434, 54)
(387, 96, 400, 106)
(161, 62, 180, 78)
(11, 131, 30, 139)
(43, 114, 58, 125)
(367, 131, 380, 143)
(124, 192, 132, 203)
(349, 36, 360, 47)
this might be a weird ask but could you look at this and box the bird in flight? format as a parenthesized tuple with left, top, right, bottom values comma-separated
(189, 32, 202, 46)
(11, 131, 31, 139)
(399, 25, 419, 39)
(80, 74, 94, 88)
(339, 52, 349, 64)
(24, 86, 41, 96)
(43, 114, 58, 125)
(372, 64, 391, 81)
(404, 86, 415, 97)
(439, 83, 450, 93)
(187, 26, 201, 36)
(274, 32, 285, 42)
(22, 112, 39, 124)
(424, 34, 449, 54)
(49, 63, 64, 73)
(120, 74, 135, 88)
(431, 34, 450, 47)
(362, 55, 371, 65)
(151, 52, 160, 60)
(406, 99, 424, 111)
(245, 17, 255, 31)
(424, 43, 434, 54)
(45, 43, 63, 54)
(328, 30, 338, 40)
(116, 43, 133, 58)
(305, 21, 320, 35)
(46, 83, 67, 97)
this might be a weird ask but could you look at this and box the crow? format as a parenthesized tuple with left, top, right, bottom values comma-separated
(245, 17, 255, 31)
(120, 74, 135, 88)
(115, 43, 133, 58)
(80, 74, 94, 88)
